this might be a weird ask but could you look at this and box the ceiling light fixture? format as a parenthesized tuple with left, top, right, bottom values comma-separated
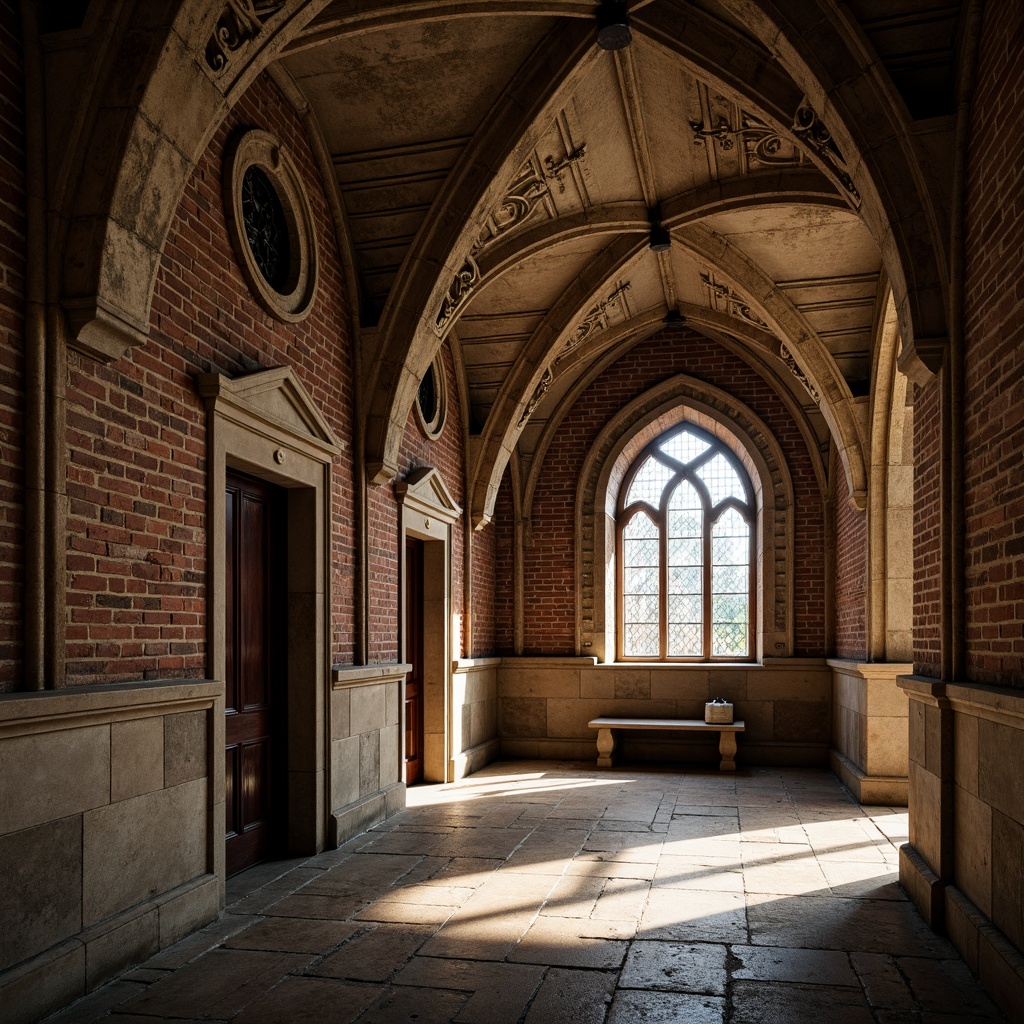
(596, 1, 631, 50)
(648, 205, 671, 252)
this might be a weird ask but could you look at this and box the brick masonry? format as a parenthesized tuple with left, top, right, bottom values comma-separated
(523, 328, 827, 656)
(0, 0, 25, 690)
(62, 72, 357, 684)
(834, 470, 868, 660)
(962, 0, 1024, 687)
(367, 340, 466, 663)
(913, 377, 942, 677)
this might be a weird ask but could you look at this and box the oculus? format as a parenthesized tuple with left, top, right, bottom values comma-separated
(224, 129, 318, 322)
(416, 353, 447, 439)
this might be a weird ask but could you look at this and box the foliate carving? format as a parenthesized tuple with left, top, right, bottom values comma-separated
(518, 368, 553, 429)
(434, 256, 480, 336)
(791, 102, 860, 205)
(558, 282, 631, 362)
(473, 145, 587, 253)
(544, 144, 587, 193)
(206, 1, 284, 74)
(700, 273, 768, 329)
(779, 343, 820, 404)
(690, 113, 801, 168)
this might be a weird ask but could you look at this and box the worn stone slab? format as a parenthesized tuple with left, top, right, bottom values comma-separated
(619, 940, 728, 995)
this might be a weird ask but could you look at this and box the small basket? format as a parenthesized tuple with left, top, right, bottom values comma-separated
(704, 698, 734, 724)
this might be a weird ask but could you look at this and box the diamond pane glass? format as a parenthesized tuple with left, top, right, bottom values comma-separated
(623, 511, 659, 657)
(712, 507, 749, 656)
(659, 429, 710, 467)
(696, 452, 745, 506)
(667, 480, 702, 656)
(625, 456, 674, 508)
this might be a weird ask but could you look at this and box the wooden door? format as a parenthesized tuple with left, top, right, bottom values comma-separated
(225, 470, 286, 876)
(404, 537, 424, 785)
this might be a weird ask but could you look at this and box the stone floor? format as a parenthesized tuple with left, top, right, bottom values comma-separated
(48, 761, 1005, 1024)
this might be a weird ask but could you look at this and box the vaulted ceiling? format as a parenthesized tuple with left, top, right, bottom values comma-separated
(270, 0, 963, 522)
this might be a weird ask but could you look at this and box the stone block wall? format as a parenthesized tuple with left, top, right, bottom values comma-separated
(829, 659, 911, 804)
(0, 680, 222, 1024)
(900, 678, 1024, 1021)
(451, 657, 500, 778)
(329, 665, 406, 845)
(497, 657, 831, 767)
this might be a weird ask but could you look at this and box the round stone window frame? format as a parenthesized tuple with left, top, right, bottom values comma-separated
(415, 352, 447, 439)
(224, 128, 318, 323)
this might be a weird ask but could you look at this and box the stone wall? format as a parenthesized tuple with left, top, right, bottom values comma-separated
(452, 657, 500, 778)
(829, 659, 910, 804)
(0, 680, 222, 1024)
(329, 665, 406, 845)
(498, 657, 831, 767)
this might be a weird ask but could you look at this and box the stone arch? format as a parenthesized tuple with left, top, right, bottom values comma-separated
(867, 288, 914, 661)
(574, 375, 797, 662)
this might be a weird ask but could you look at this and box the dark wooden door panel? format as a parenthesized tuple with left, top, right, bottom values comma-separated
(405, 537, 424, 785)
(225, 470, 285, 877)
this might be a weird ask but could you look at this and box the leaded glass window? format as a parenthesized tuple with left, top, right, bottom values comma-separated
(617, 423, 754, 660)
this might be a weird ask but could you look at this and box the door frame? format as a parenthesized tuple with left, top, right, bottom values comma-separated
(199, 368, 342, 897)
(396, 468, 462, 784)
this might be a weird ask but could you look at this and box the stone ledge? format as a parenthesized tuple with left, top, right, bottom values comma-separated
(827, 659, 914, 679)
(830, 749, 908, 806)
(0, 873, 218, 1024)
(900, 841, 944, 929)
(453, 657, 502, 672)
(0, 680, 221, 737)
(451, 737, 500, 780)
(946, 885, 1024, 1024)
(329, 782, 405, 846)
(332, 664, 412, 689)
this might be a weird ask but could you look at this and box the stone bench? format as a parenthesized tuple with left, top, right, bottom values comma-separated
(588, 716, 746, 771)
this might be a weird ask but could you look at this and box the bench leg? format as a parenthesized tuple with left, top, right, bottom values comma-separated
(719, 730, 737, 771)
(596, 727, 615, 768)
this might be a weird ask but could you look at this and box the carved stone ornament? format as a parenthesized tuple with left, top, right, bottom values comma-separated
(780, 343, 820, 404)
(473, 144, 587, 253)
(699, 273, 768, 329)
(206, 1, 285, 75)
(791, 102, 861, 205)
(434, 256, 480, 336)
(223, 129, 319, 323)
(558, 282, 631, 362)
(690, 113, 803, 169)
(518, 367, 553, 429)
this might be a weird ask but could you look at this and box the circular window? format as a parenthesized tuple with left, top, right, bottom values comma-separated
(416, 354, 446, 438)
(224, 129, 318, 323)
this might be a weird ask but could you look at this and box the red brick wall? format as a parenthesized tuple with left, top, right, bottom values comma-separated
(913, 377, 942, 677)
(366, 340, 466, 663)
(493, 467, 515, 653)
(0, 0, 25, 691)
(524, 328, 827, 655)
(471, 513, 496, 657)
(63, 72, 356, 684)
(962, 0, 1024, 687)
(834, 470, 867, 660)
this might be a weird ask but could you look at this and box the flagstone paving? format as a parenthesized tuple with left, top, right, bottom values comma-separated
(46, 762, 1006, 1024)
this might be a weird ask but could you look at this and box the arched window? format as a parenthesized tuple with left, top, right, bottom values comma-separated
(617, 423, 755, 661)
